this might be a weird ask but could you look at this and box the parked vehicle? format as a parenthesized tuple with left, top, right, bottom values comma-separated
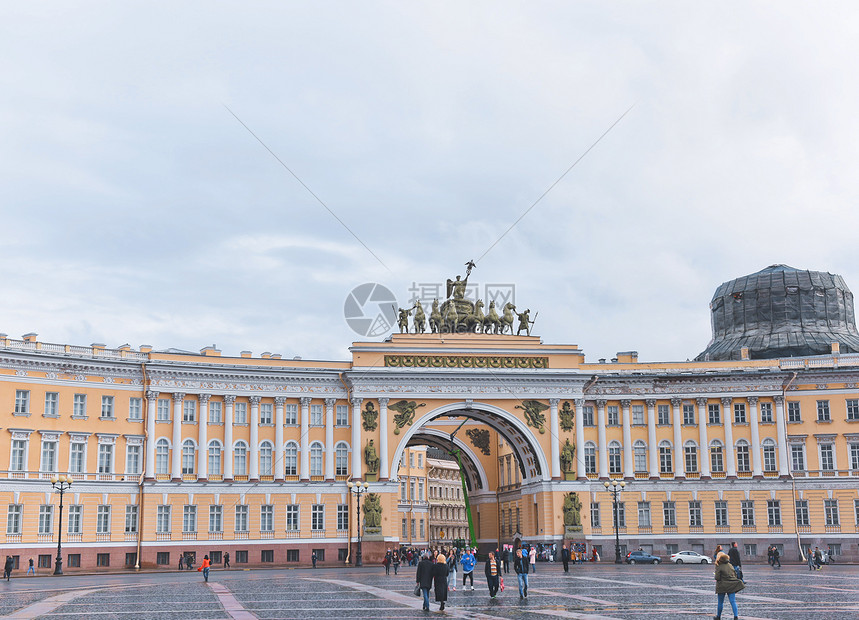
(670, 550, 711, 564)
(625, 550, 661, 564)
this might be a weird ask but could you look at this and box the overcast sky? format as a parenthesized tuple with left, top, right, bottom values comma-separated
(2, 2, 858, 363)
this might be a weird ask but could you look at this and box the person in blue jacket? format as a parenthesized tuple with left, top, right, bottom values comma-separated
(460, 548, 476, 590)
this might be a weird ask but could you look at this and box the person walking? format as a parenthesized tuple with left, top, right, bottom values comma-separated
(4, 556, 13, 581)
(713, 544, 723, 561)
(432, 553, 450, 611)
(504, 547, 511, 574)
(772, 546, 781, 569)
(416, 552, 434, 612)
(529, 546, 537, 573)
(198, 555, 211, 582)
(384, 550, 391, 575)
(807, 548, 816, 571)
(178, 555, 184, 571)
(714, 552, 744, 620)
(767, 546, 773, 567)
(460, 548, 475, 590)
(446, 550, 457, 591)
(392, 550, 400, 575)
(312, 551, 317, 569)
(26, 558, 34, 576)
(514, 547, 529, 599)
(224, 552, 230, 569)
(813, 547, 823, 570)
(561, 544, 570, 573)
(728, 542, 743, 582)
(484, 551, 501, 599)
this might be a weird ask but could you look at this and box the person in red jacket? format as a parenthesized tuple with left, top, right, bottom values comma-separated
(198, 555, 211, 582)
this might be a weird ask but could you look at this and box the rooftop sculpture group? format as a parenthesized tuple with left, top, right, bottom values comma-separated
(397, 261, 536, 335)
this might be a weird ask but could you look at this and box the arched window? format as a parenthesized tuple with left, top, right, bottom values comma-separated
(335, 442, 349, 477)
(155, 438, 169, 475)
(658, 440, 673, 474)
(259, 441, 273, 476)
(684, 440, 698, 473)
(608, 441, 622, 475)
(208, 440, 222, 476)
(584, 442, 597, 475)
(284, 442, 298, 476)
(709, 439, 724, 473)
(762, 438, 777, 472)
(234, 441, 248, 476)
(633, 440, 647, 473)
(182, 439, 196, 475)
(310, 442, 324, 477)
(736, 439, 751, 473)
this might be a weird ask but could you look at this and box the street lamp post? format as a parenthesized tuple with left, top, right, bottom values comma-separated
(51, 474, 72, 575)
(603, 479, 627, 565)
(347, 481, 368, 567)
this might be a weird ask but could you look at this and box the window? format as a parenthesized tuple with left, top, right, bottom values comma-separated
(96, 553, 110, 567)
(663, 501, 676, 527)
(633, 441, 647, 472)
(181, 440, 195, 475)
(235, 550, 248, 564)
(829, 543, 842, 556)
(73, 394, 87, 417)
(824, 499, 839, 526)
(67, 554, 81, 567)
(787, 401, 801, 423)
(68, 505, 82, 534)
(157, 398, 170, 421)
(817, 400, 831, 422)
(607, 405, 619, 426)
(736, 441, 750, 473)
(707, 403, 720, 424)
(338, 548, 348, 562)
(409, 480, 415, 501)
(689, 501, 702, 527)
(608, 441, 622, 475)
(97, 505, 111, 534)
(767, 500, 781, 526)
(155, 439, 169, 475)
(261, 549, 274, 563)
(126, 443, 141, 475)
(335, 443, 348, 476)
(402, 518, 407, 538)
(156, 505, 171, 533)
(847, 399, 859, 421)
(637, 502, 651, 527)
(38, 505, 54, 534)
(582, 406, 594, 426)
(310, 442, 323, 476)
(156, 552, 170, 566)
(710, 442, 724, 473)
(284, 442, 298, 476)
(791, 444, 806, 471)
(286, 505, 299, 531)
(616, 502, 626, 527)
(209, 401, 222, 424)
(310, 404, 323, 425)
(41, 439, 57, 473)
(715, 501, 728, 527)
(743, 544, 757, 557)
(183, 505, 197, 533)
(259, 441, 273, 476)
(584, 443, 596, 475)
(658, 404, 670, 425)
(209, 505, 223, 533)
(684, 443, 698, 473)
(285, 403, 298, 425)
(7, 504, 22, 534)
(10, 439, 26, 471)
(796, 500, 810, 526)
(409, 452, 414, 467)
(97, 443, 113, 474)
(125, 505, 138, 533)
(15, 389, 30, 414)
(38, 555, 52, 568)
(234, 402, 247, 424)
(820, 444, 835, 471)
(260, 403, 273, 424)
(208, 441, 222, 476)
(67, 441, 84, 474)
(659, 441, 673, 474)
(44, 392, 58, 416)
(741, 500, 755, 526)
(234, 442, 247, 476)
(128, 398, 142, 420)
(418, 453, 423, 468)
(235, 505, 249, 532)
(285, 549, 298, 563)
(854, 500, 859, 527)
(209, 551, 222, 565)
(632, 404, 645, 425)
(760, 402, 773, 423)
(762, 439, 777, 472)
(588, 502, 599, 529)
(260, 505, 274, 532)
(336, 404, 348, 426)
(418, 480, 424, 501)
(682, 403, 695, 425)
(411, 518, 416, 538)
(183, 400, 196, 422)
(311, 504, 324, 531)
(125, 553, 137, 567)
(400, 481, 407, 501)
(851, 443, 859, 471)
(734, 403, 746, 423)
(101, 396, 114, 418)
(337, 504, 348, 530)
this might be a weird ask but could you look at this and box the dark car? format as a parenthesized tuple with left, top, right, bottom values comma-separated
(625, 550, 661, 564)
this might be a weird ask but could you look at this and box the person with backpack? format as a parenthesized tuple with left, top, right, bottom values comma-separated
(728, 542, 744, 582)
(714, 551, 744, 620)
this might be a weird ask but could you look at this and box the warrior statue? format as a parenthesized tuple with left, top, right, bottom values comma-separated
(563, 492, 582, 527)
(363, 493, 382, 529)
(560, 439, 576, 474)
(364, 440, 379, 474)
(516, 308, 536, 336)
(397, 307, 412, 333)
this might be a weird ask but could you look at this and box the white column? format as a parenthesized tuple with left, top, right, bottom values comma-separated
(198, 394, 210, 480)
(171, 393, 185, 481)
(378, 398, 389, 480)
(748, 396, 762, 476)
(249, 396, 260, 481)
(274, 397, 285, 481)
(596, 399, 608, 478)
(549, 398, 561, 479)
(774, 395, 789, 476)
(621, 399, 633, 479)
(351, 397, 363, 480)
(672, 397, 685, 478)
(144, 390, 158, 479)
(697, 398, 710, 477)
(722, 397, 736, 477)
(325, 398, 336, 480)
(574, 399, 585, 481)
(300, 397, 311, 480)
(646, 399, 658, 477)
(224, 395, 235, 480)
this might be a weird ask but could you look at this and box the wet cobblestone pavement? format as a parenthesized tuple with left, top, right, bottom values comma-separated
(1, 563, 857, 619)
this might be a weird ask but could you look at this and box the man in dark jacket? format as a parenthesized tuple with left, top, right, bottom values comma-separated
(728, 542, 744, 582)
(484, 551, 501, 598)
(513, 547, 529, 599)
(561, 544, 570, 573)
(416, 553, 434, 611)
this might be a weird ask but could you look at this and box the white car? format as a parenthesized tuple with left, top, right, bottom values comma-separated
(670, 550, 712, 564)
